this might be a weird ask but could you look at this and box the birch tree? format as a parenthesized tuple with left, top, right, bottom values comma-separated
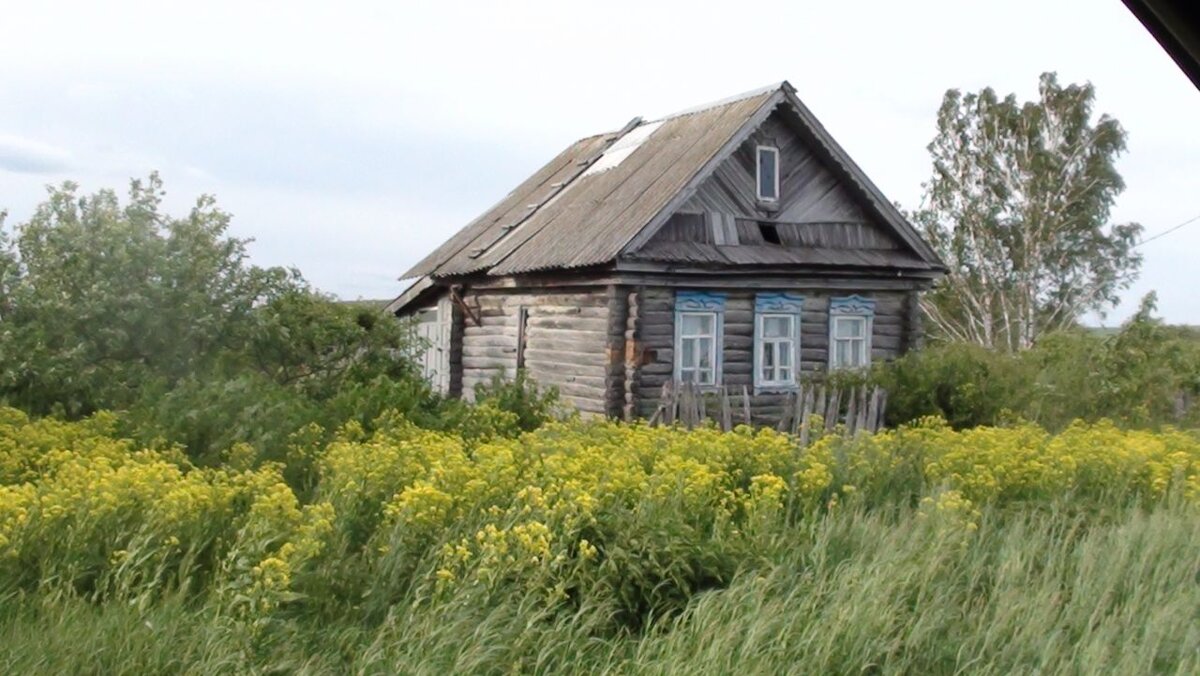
(914, 73, 1143, 351)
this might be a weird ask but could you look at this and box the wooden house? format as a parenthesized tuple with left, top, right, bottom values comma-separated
(387, 82, 945, 423)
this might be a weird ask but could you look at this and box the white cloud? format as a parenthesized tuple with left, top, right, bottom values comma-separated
(0, 135, 74, 174)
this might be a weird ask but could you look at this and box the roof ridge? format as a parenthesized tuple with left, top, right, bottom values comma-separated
(651, 81, 789, 121)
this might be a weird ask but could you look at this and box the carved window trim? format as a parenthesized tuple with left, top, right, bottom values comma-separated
(753, 292, 804, 392)
(673, 291, 726, 386)
(829, 295, 875, 370)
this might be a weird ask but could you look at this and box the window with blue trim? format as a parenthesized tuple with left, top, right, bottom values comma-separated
(829, 295, 875, 370)
(674, 291, 725, 385)
(754, 293, 804, 390)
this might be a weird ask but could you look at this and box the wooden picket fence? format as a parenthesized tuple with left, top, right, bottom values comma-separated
(648, 380, 887, 446)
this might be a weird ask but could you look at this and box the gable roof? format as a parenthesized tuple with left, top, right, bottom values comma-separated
(400, 82, 943, 282)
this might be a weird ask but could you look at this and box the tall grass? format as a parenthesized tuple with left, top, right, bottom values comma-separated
(3, 409, 1198, 673)
(2, 501, 1196, 674)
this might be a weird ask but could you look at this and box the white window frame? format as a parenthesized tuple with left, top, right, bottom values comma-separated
(756, 145, 780, 202)
(830, 316, 870, 369)
(676, 312, 719, 386)
(753, 292, 804, 392)
(674, 292, 725, 387)
(828, 295, 875, 371)
(756, 313, 798, 389)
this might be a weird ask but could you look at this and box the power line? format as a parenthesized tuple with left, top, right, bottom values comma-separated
(1135, 213, 1200, 248)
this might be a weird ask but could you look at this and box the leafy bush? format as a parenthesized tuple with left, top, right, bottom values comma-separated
(472, 370, 562, 432)
(0, 175, 459, 467)
(879, 296, 1200, 430)
(876, 342, 1030, 429)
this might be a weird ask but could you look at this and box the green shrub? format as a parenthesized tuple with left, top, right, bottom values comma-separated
(876, 342, 1031, 429)
(879, 297, 1200, 430)
(473, 370, 562, 432)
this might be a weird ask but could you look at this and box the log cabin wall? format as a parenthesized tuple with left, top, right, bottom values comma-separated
(634, 286, 909, 425)
(460, 287, 612, 415)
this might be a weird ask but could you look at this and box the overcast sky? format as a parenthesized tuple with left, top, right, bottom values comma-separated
(2, 0, 1198, 324)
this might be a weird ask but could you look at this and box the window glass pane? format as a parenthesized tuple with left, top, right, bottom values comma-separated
(681, 312, 714, 337)
(778, 344, 792, 367)
(758, 148, 778, 200)
(835, 317, 864, 338)
(835, 340, 850, 367)
(678, 310, 721, 385)
(851, 341, 865, 367)
(780, 366, 793, 381)
(763, 315, 791, 338)
(681, 338, 696, 369)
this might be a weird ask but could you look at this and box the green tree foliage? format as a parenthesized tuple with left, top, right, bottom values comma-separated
(915, 73, 1143, 350)
(0, 174, 562, 466)
(0, 175, 467, 463)
(0, 175, 297, 416)
(878, 294, 1200, 430)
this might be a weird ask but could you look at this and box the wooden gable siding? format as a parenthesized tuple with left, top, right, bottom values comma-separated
(649, 216, 901, 250)
(672, 111, 898, 241)
(630, 286, 912, 425)
(460, 288, 612, 415)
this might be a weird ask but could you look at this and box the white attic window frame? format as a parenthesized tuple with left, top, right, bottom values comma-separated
(756, 145, 780, 202)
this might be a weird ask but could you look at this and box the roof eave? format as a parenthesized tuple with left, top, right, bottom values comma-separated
(384, 275, 438, 316)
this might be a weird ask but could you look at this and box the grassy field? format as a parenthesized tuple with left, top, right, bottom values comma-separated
(1, 409, 1197, 673)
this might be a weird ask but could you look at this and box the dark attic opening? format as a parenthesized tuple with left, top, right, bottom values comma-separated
(759, 222, 782, 245)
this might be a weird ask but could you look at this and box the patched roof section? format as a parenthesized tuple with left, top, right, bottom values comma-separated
(400, 86, 779, 279)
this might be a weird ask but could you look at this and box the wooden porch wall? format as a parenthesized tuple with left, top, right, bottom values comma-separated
(461, 288, 611, 415)
(633, 287, 909, 425)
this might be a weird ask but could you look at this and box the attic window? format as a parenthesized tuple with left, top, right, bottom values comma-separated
(759, 222, 782, 245)
(756, 146, 779, 201)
